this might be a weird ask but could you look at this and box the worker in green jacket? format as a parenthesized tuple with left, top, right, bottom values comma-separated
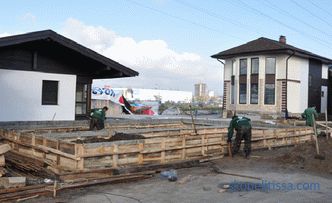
(301, 107, 318, 127)
(227, 115, 252, 158)
(89, 106, 108, 130)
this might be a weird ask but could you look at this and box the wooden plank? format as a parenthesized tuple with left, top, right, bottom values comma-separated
(161, 138, 166, 163)
(0, 144, 11, 154)
(0, 155, 5, 167)
(138, 143, 144, 164)
(112, 144, 118, 168)
(181, 136, 186, 159)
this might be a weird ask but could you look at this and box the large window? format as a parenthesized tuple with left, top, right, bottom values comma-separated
(239, 84, 247, 104)
(250, 58, 259, 104)
(251, 58, 259, 74)
(239, 59, 247, 104)
(231, 60, 236, 104)
(264, 57, 276, 105)
(42, 80, 59, 105)
(250, 83, 258, 104)
(265, 57, 276, 74)
(264, 84, 275, 105)
(240, 59, 247, 75)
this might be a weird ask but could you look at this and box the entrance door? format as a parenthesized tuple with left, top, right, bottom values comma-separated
(75, 83, 91, 119)
(328, 69, 332, 116)
(321, 86, 327, 113)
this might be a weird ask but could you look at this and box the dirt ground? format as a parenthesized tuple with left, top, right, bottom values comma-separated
(25, 138, 332, 203)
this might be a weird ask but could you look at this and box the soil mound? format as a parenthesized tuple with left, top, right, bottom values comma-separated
(275, 137, 332, 174)
(74, 133, 145, 143)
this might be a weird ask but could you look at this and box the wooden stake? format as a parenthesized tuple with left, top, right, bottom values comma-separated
(53, 180, 57, 198)
(189, 105, 197, 135)
(312, 114, 320, 155)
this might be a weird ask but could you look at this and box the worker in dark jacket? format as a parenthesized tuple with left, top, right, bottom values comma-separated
(227, 115, 252, 158)
(90, 106, 108, 130)
(301, 107, 318, 127)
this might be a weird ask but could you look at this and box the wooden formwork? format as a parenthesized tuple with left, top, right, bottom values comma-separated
(0, 123, 314, 176)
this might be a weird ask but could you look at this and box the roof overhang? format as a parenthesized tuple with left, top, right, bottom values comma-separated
(212, 49, 332, 64)
(0, 30, 139, 78)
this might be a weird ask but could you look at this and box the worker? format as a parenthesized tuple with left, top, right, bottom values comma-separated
(89, 106, 108, 130)
(227, 115, 252, 158)
(301, 107, 318, 127)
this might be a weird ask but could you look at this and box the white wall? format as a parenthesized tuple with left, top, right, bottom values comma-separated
(0, 69, 76, 121)
(224, 60, 232, 80)
(287, 57, 309, 113)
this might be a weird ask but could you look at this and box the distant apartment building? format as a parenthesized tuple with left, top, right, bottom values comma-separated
(194, 83, 207, 97)
(194, 83, 209, 102)
(212, 36, 332, 117)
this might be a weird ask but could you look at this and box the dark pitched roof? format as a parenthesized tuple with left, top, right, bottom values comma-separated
(0, 30, 139, 77)
(211, 37, 332, 64)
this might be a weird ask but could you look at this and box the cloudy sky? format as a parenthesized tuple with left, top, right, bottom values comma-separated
(1, 0, 332, 95)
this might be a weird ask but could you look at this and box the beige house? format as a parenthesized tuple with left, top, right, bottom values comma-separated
(212, 36, 332, 117)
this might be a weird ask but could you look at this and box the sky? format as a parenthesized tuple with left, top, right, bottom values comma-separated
(1, 0, 332, 95)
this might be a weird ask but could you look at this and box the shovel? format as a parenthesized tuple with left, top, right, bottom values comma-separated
(312, 114, 325, 160)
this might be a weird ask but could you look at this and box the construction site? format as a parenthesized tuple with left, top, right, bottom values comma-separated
(0, 116, 331, 202)
(1, 11, 332, 202)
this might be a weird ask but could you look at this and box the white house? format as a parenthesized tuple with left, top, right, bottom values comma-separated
(212, 36, 332, 117)
(0, 30, 138, 121)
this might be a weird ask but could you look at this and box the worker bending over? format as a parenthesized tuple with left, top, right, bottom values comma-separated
(90, 106, 108, 130)
(227, 115, 252, 158)
(301, 107, 318, 127)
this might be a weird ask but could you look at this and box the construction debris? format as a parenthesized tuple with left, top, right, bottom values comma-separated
(211, 164, 261, 180)
(0, 177, 26, 189)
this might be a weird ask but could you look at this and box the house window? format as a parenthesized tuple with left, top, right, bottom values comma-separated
(264, 84, 275, 105)
(231, 60, 236, 104)
(239, 84, 247, 104)
(265, 57, 276, 74)
(309, 74, 312, 87)
(250, 83, 258, 104)
(42, 80, 58, 105)
(231, 76, 235, 104)
(250, 58, 259, 104)
(251, 58, 259, 74)
(240, 59, 247, 75)
(239, 59, 247, 104)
